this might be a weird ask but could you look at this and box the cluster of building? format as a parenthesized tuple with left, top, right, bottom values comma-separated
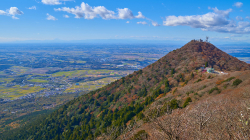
(200, 67, 215, 73)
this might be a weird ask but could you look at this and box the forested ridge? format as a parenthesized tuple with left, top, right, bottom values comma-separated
(1, 40, 250, 140)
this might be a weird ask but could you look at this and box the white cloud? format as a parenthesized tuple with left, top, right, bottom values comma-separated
(54, 2, 145, 20)
(28, 6, 37, 10)
(137, 21, 147, 25)
(233, 2, 243, 8)
(42, 0, 61, 5)
(246, 16, 250, 20)
(163, 13, 229, 28)
(63, 15, 69, 18)
(236, 16, 244, 21)
(46, 13, 57, 20)
(117, 8, 134, 19)
(55, 2, 116, 19)
(163, 7, 250, 34)
(135, 11, 145, 18)
(211, 7, 232, 17)
(9, 7, 24, 15)
(152, 21, 160, 26)
(0, 7, 24, 19)
(0, 10, 7, 15)
(126, 21, 130, 23)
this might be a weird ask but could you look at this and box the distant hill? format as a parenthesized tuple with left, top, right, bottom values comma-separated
(2, 40, 250, 140)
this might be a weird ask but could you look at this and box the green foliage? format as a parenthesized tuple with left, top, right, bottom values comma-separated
(205, 62, 208, 67)
(169, 99, 179, 109)
(131, 130, 148, 140)
(208, 87, 220, 94)
(137, 87, 147, 97)
(224, 85, 228, 89)
(164, 87, 170, 94)
(195, 79, 202, 83)
(94, 100, 100, 106)
(165, 80, 169, 87)
(176, 73, 184, 82)
(191, 72, 194, 79)
(153, 88, 162, 98)
(136, 112, 145, 120)
(183, 97, 192, 108)
(232, 79, 242, 86)
(224, 77, 235, 82)
(171, 68, 175, 75)
(207, 75, 212, 79)
(173, 88, 177, 94)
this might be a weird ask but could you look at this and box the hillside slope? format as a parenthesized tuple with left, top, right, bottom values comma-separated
(115, 70, 250, 139)
(1, 41, 250, 140)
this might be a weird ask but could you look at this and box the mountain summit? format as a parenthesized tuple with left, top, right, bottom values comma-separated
(2, 41, 250, 140)
(159, 40, 250, 72)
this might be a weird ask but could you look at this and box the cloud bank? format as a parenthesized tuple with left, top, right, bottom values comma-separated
(163, 7, 250, 34)
(54, 2, 160, 26)
(0, 7, 24, 19)
(54, 2, 145, 20)
(41, 0, 73, 5)
(42, 0, 61, 5)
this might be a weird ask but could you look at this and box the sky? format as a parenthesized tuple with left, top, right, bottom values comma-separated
(1, 0, 250, 43)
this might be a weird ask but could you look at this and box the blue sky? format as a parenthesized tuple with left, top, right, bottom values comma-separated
(0, 0, 250, 43)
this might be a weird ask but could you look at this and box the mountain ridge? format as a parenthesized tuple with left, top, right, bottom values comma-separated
(1, 40, 250, 140)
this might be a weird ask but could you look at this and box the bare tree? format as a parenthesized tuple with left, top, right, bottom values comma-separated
(148, 108, 187, 140)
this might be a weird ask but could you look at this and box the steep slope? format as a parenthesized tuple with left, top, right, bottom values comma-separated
(1, 41, 250, 140)
(118, 70, 250, 139)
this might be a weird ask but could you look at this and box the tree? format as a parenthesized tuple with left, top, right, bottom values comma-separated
(183, 97, 192, 108)
(205, 62, 208, 67)
(232, 79, 242, 86)
(171, 69, 175, 75)
(191, 72, 194, 79)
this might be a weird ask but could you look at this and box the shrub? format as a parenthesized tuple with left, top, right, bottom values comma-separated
(169, 99, 179, 109)
(132, 130, 148, 140)
(164, 87, 170, 93)
(207, 75, 212, 79)
(195, 79, 202, 83)
(224, 77, 235, 82)
(233, 79, 242, 86)
(137, 112, 145, 120)
(171, 68, 175, 75)
(183, 97, 192, 108)
(208, 87, 220, 94)
(202, 85, 207, 89)
(173, 88, 177, 94)
(205, 62, 208, 67)
(191, 72, 194, 79)
(223, 85, 227, 89)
